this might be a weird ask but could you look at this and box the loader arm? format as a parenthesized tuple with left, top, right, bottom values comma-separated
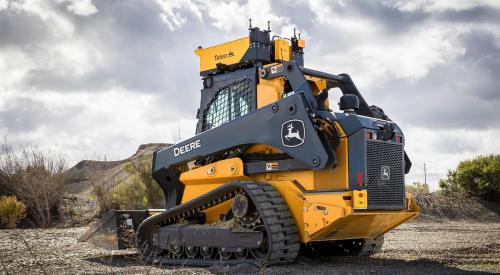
(153, 93, 335, 208)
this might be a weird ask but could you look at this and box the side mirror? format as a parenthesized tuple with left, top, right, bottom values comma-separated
(339, 94, 359, 113)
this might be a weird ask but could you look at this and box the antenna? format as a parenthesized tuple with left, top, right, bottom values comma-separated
(178, 120, 181, 142)
(267, 20, 271, 32)
(298, 32, 301, 39)
(248, 18, 252, 29)
(293, 28, 296, 38)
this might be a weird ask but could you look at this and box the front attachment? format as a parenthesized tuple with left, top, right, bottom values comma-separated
(79, 210, 149, 250)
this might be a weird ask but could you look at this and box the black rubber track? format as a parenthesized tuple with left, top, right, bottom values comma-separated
(136, 181, 300, 266)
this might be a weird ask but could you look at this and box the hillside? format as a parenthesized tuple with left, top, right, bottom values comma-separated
(64, 143, 170, 195)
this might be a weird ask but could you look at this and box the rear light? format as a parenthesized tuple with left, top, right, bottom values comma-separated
(356, 172, 363, 186)
(365, 131, 377, 140)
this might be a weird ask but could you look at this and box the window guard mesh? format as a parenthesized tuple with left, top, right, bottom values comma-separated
(202, 78, 253, 131)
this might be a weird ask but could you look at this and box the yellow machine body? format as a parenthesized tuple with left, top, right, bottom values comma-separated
(180, 156, 419, 243)
(178, 61, 419, 243)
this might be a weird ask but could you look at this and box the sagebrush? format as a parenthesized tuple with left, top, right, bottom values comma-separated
(0, 195, 27, 229)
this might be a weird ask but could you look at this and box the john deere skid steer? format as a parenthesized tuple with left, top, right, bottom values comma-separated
(80, 24, 419, 266)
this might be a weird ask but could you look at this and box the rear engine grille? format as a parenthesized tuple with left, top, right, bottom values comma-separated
(366, 140, 405, 210)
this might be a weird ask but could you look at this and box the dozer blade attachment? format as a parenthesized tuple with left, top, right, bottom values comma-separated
(79, 210, 148, 250)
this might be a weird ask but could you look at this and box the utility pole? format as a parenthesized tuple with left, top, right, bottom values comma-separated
(424, 162, 427, 185)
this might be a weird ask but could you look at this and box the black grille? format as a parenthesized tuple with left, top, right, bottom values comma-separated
(366, 140, 405, 210)
(202, 78, 253, 131)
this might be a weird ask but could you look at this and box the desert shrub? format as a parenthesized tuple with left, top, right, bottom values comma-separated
(0, 196, 27, 229)
(0, 148, 66, 227)
(89, 171, 118, 213)
(124, 159, 165, 208)
(439, 154, 500, 201)
(111, 178, 147, 209)
(111, 159, 165, 209)
(406, 182, 430, 195)
(91, 157, 165, 212)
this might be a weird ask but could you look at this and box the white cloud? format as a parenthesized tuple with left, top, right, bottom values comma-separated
(7, 0, 98, 18)
(7, 0, 75, 34)
(153, 0, 204, 31)
(0, 48, 33, 94)
(306, 0, 468, 88)
(200, 0, 302, 37)
(66, 0, 97, 16)
(0, 0, 8, 11)
(152, 0, 303, 37)
(0, 3, 101, 93)
(0, 90, 196, 165)
(388, 0, 500, 13)
(353, 26, 465, 81)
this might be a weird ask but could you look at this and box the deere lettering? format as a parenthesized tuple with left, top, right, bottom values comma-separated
(214, 51, 234, 61)
(174, 140, 201, 157)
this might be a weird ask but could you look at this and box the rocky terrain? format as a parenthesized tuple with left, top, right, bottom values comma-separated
(1, 220, 499, 274)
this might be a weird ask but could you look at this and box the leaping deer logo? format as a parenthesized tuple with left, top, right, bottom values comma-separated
(281, 119, 305, 147)
(284, 123, 303, 142)
(381, 166, 390, 180)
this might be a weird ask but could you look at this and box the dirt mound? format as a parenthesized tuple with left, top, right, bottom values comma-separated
(414, 192, 500, 222)
(56, 193, 99, 227)
(64, 143, 170, 195)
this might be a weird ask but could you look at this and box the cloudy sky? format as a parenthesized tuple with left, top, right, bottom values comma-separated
(1, 0, 499, 189)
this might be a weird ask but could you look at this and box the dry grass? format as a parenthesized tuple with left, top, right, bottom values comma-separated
(89, 170, 118, 214)
(405, 182, 430, 195)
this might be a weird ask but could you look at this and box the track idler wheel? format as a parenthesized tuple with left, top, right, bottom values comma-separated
(218, 248, 232, 260)
(235, 247, 249, 259)
(185, 246, 198, 258)
(200, 246, 214, 259)
(231, 194, 249, 217)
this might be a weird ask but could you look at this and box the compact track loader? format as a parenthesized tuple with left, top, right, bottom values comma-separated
(80, 24, 419, 266)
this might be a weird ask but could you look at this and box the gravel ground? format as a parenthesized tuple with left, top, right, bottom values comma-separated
(0, 220, 499, 275)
